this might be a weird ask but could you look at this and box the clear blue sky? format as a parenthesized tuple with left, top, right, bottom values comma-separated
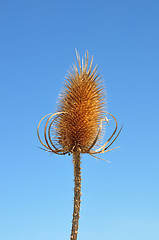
(1, 0, 159, 239)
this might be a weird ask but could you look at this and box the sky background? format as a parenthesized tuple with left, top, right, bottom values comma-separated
(1, 0, 159, 240)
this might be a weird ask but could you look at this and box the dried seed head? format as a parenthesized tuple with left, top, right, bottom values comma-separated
(53, 51, 106, 153)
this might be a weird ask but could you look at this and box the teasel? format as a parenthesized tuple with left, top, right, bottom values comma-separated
(37, 50, 122, 240)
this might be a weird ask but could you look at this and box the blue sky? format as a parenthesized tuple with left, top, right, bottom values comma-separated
(1, 0, 159, 239)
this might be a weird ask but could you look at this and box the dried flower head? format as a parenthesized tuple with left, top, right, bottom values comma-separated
(37, 51, 122, 157)
(54, 51, 105, 153)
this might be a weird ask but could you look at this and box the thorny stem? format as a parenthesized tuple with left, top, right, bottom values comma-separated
(70, 150, 82, 240)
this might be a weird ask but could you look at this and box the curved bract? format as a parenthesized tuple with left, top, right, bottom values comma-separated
(37, 112, 68, 155)
(37, 111, 122, 156)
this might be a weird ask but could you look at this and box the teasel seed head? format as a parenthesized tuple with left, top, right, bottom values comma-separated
(54, 51, 105, 153)
(37, 50, 122, 157)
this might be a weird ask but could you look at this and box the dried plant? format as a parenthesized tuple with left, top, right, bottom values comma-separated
(37, 51, 122, 240)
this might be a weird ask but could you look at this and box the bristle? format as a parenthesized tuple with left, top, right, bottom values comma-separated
(53, 52, 106, 153)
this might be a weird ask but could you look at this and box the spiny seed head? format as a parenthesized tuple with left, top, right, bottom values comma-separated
(53, 51, 106, 153)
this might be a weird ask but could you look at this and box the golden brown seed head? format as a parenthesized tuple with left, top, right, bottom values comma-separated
(53, 51, 106, 153)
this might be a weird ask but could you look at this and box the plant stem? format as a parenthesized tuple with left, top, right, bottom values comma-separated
(70, 150, 82, 240)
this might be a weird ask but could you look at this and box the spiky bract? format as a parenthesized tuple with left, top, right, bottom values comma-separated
(54, 52, 105, 153)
